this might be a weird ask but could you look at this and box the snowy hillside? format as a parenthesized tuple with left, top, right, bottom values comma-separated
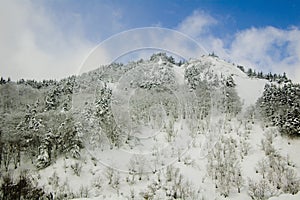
(0, 53, 300, 200)
(187, 55, 268, 107)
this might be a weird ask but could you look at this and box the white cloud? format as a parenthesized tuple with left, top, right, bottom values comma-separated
(177, 10, 217, 38)
(176, 11, 300, 83)
(0, 1, 92, 80)
(226, 27, 300, 82)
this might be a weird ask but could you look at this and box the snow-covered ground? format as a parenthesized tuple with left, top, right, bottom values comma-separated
(60, 56, 300, 199)
(2, 54, 299, 200)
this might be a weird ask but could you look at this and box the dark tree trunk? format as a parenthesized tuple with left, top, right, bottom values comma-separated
(0, 130, 2, 167)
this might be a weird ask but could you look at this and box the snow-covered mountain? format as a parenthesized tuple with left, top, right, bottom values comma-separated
(0, 53, 299, 200)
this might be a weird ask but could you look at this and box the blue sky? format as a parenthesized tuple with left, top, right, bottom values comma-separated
(1, 0, 300, 81)
(44, 0, 300, 42)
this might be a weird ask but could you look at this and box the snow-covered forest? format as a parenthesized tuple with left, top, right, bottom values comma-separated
(0, 53, 300, 200)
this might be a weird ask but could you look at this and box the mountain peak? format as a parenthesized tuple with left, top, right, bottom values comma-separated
(149, 52, 176, 64)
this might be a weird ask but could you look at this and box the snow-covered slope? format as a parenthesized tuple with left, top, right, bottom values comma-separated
(234, 76, 268, 108)
(59, 55, 300, 199)
(269, 192, 300, 200)
(2, 53, 300, 200)
(187, 55, 267, 108)
(206, 56, 267, 108)
(66, 55, 299, 199)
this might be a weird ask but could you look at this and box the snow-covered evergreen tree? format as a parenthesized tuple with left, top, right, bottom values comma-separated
(258, 83, 300, 137)
(57, 117, 83, 158)
(95, 84, 122, 147)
